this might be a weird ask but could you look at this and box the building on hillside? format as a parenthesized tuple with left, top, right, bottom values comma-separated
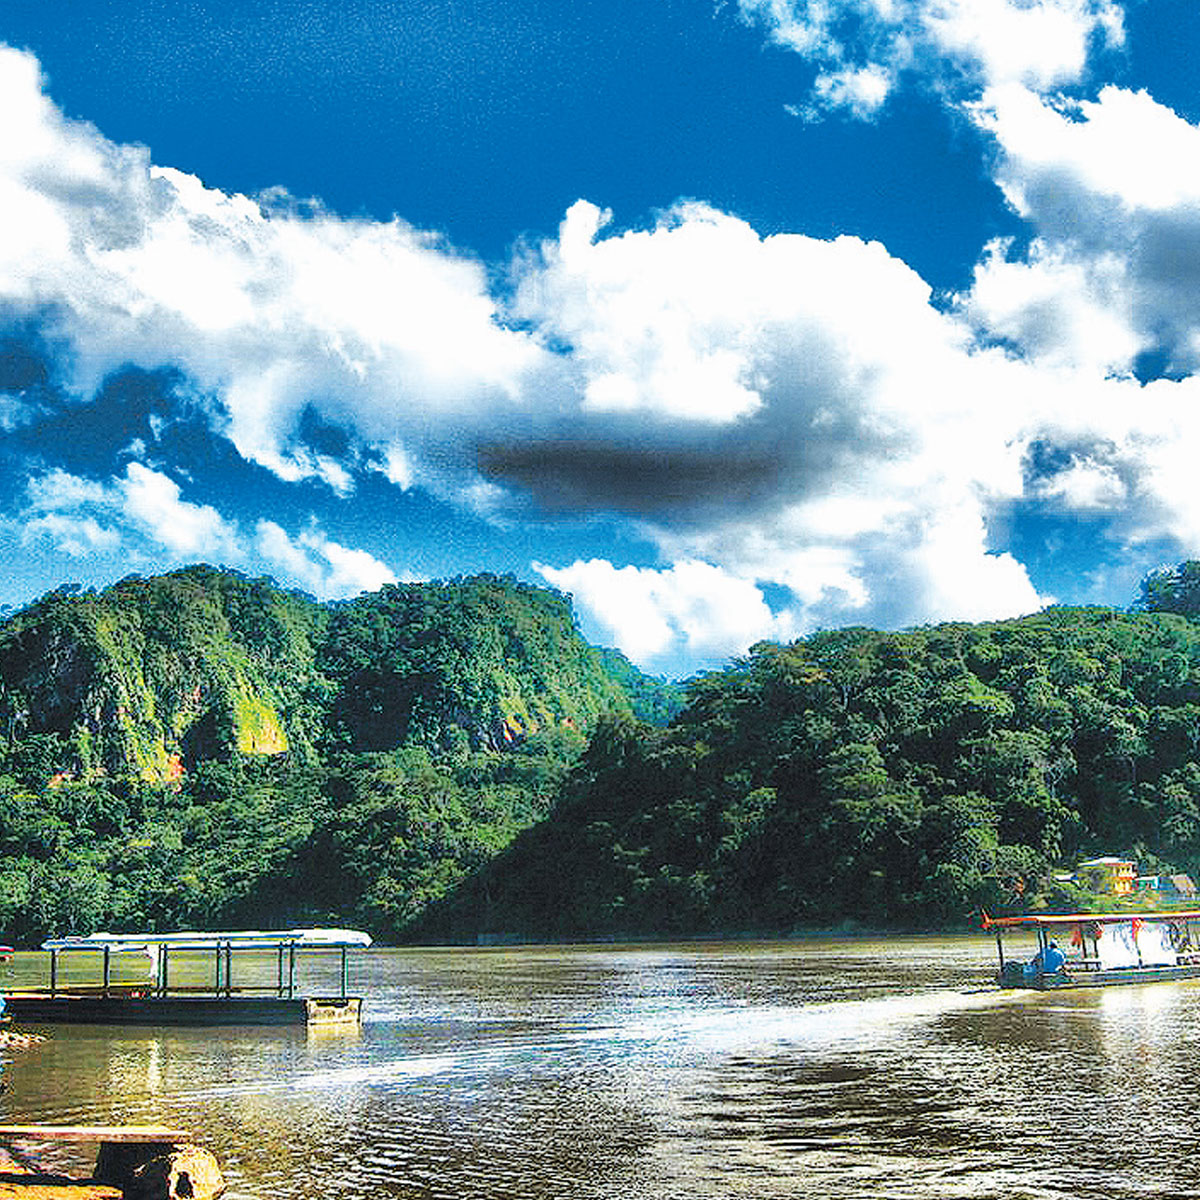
(1077, 857, 1136, 896)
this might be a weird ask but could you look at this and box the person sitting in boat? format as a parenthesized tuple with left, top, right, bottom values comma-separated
(1029, 940, 1067, 977)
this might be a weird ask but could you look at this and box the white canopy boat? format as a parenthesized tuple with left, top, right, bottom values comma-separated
(984, 910, 1200, 989)
(4, 927, 372, 1025)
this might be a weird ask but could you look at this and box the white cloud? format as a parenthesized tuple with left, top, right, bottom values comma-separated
(26, 468, 112, 512)
(977, 83, 1200, 215)
(962, 238, 1141, 374)
(1031, 456, 1127, 511)
(511, 197, 1056, 642)
(375, 443, 415, 491)
(254, 521, 397, 600)
(118, 463, 240, 557)
(811, 64, 893, 119)
(21, 463, 396, 601)
(961, 84, 1200, 378)
(923, 0, 1123, 93)
(0, 44, 544, 497)
(534, 558, 800, 669)
(881, 507, 1047, 624)
(21, 513, 122, 558)
(24, 464, 239, 560)
(514, 200, 769, 423)
(737, 0, 1124, 116)
(514, 198, 963, 431)
(941, 81, 1200, 569)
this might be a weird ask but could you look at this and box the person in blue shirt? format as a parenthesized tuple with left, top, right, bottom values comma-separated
(1022, 936, 1070, 984)
(1026, 939, 1067, 979)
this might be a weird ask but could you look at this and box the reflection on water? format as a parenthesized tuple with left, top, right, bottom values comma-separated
(2, 938, 1199, 1197)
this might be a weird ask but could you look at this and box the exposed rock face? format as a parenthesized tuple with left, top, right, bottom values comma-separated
(0, 566, 675, 780)
(95, 1144, 224, 1200)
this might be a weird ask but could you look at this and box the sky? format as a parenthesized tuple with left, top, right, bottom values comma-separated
(1, 1, 1200, 678)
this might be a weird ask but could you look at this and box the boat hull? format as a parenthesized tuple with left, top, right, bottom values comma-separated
(998, 964, 1200, 990)
(3, 993, 362, 1026)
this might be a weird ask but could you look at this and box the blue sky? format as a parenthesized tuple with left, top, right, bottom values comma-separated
(1, 0, 1199, 677)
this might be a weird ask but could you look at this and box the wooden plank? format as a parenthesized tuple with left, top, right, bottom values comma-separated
(0, 1175, 122, 1199)
(0, 1127, 190, 1144)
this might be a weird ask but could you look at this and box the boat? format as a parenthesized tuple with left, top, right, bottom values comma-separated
(983, 910, 1200, 989)
(3, 928, 372, 1025)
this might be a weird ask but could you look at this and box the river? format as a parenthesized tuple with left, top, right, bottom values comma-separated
(0, 935, 1195, 1198)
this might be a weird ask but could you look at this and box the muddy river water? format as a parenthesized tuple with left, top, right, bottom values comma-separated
(0, 935, 1194, 1199)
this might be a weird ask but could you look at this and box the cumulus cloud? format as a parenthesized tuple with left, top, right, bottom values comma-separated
(506, 196, 969, 520)
(21, 513, 122, 559)
(964, 84, 1200, 378)
(503, 198, 1062, 657)
(738, 0, 1124, 116)
(0, 44, 543, 498)
(119, 463, 241, 557)
(255, 520, 398, 600)
(24, 464, 240, 561)
(534, 558, 801, 669)
(20, 463, 396, 601)
(924, 0, 1123, 92)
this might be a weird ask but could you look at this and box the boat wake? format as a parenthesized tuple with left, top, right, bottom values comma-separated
(166, 1053, 460, 1101)
(161, 985, 1027, 1106)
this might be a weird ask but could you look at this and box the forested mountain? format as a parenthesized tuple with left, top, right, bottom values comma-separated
(0, 567, 329, 780)
(416, 602, 1200, 941)
(0, 565, 680, 941)
(0, 566, 673, 778)
(10, 561, 1200, 945)
(320, 578, 642, 753)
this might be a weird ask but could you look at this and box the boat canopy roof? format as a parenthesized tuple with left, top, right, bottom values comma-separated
(41, 928, 373, 953)
(983, 911, 1200, 930)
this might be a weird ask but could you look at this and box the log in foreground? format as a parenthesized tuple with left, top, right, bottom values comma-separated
(0, 1128, 224, 1200)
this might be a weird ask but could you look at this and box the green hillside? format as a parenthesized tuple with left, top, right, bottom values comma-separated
(0, 566, 329, 781)
(416, 602, 1200, 941)
(321, 576, 653, 753)
(13, 560, 1200, 946)
(0, 565, 678, 941)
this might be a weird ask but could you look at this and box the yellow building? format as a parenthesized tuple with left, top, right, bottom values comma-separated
(1077, 857, 1136, 896)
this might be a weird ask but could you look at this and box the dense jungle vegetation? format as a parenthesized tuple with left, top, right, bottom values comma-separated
(0, 565, 679, 941)
(4, 561, 1200, 943)
(418, 565, 1200, 940)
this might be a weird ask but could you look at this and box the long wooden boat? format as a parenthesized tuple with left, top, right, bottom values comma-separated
(4, 928, 372, 1025)
(984, 910, 1200, 989)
